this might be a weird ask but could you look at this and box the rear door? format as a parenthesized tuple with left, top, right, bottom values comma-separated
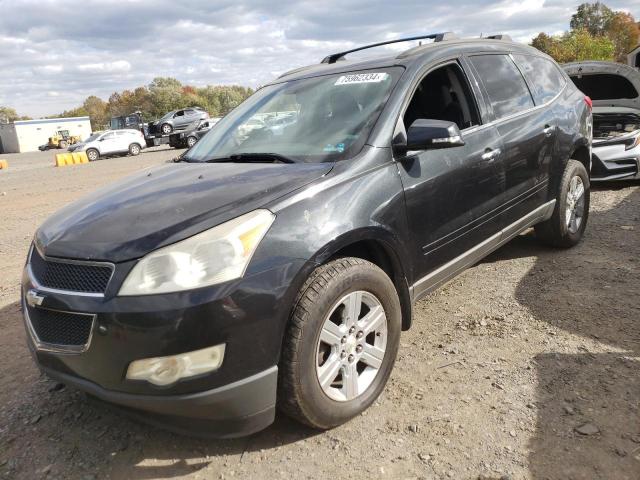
(395, 60, 505, 294)
(467, 53, 550, 227)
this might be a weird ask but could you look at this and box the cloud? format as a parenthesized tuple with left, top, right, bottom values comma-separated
(76, 60, 131, 73)
(0, 0, 638, 117)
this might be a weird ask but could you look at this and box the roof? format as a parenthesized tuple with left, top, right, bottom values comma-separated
(13, 116, 90, 125)
(273, 36, 544, 84)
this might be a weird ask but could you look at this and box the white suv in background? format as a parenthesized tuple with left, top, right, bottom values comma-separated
(69, 129, 146, 161)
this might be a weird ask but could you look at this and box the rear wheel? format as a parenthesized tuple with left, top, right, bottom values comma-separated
(279, 258, 401, 429)
(58, 140, 68, 149)
(86, 148, 99, 161)
(186, 136, 197, 148)
(535, 159, 590, 247)
(129, 143, 141, 156)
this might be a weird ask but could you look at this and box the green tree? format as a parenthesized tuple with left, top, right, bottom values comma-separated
(606, 12, 640, 62)
(148, 77, 183, 117)
(0, 106, 31, 122)
(535, 29, 615, 63)
(570, 2, 615, 36)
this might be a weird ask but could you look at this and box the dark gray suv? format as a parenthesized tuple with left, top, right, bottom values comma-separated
(22, 33, 591, 438)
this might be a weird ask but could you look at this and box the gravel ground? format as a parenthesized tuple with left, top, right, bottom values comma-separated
(0, 149, 638, 480)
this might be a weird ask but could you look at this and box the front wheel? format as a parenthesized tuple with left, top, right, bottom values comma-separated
(279, 258, 401, 429)
(186, 136, 197, 148)
(161, 123, 173, 135)
(535, 159, 590, 248)
(86, 148, 99, 161)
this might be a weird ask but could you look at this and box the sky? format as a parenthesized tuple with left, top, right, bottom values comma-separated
(0, 0, 638, 117)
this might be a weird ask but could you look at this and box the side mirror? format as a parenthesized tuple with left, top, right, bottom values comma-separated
(395, 119, 465, 154)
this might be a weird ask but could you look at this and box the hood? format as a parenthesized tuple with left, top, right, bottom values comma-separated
(563, 61, 640, 110)
(36, 161, 333, 262)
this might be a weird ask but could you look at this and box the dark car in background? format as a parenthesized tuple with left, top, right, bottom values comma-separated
(564, 61, 640, 181)
(169, 118, 217, 149)
(149, 107, 209, 135)
(22, 33, 591, 438)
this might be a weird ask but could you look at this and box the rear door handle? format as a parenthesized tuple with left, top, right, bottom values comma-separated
(481, 148, 501, 161)
(543, 125, 555, 137)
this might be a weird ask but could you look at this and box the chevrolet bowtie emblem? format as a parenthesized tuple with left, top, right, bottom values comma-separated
(26, 290, 45, 307)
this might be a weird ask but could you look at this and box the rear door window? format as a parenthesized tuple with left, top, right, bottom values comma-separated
(469, 54, 534, 120)
(513, 55, 566, 105)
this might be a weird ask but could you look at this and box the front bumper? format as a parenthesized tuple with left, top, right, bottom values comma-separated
(21, 255, 306, 436)
(591, 137, 640, 181)
(42, 365, 277, 438)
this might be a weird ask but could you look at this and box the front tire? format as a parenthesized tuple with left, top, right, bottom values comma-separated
(535, 159, 590, 248)
(58, 140, 68, 149)
(161, 123, 173, 135)
(279, 258, 401, 429)
(86, 148, 99, 161)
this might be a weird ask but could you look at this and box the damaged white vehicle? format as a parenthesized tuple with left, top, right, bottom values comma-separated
(564, 61, 640, 181)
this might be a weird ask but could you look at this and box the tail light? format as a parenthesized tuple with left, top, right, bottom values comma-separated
(584, 96, 593, 110)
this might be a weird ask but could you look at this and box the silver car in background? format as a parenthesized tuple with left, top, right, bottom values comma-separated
(564, 61, 640, 181)
(150, 107, 209, 135)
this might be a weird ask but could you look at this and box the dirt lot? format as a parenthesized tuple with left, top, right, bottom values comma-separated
(0, 149, 638, 480)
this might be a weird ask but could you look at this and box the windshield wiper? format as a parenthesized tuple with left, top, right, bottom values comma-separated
(203, 153, 297, 164)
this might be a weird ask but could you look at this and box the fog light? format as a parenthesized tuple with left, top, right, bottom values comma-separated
(126, 344, 225, 386)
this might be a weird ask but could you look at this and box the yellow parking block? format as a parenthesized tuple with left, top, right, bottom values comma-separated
(55, 152, 88, 167)
(0, 159, 8, 169)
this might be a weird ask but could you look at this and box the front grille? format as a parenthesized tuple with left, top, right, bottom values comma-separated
(30, 248, 113, 294)
(26, 305, 94, 348)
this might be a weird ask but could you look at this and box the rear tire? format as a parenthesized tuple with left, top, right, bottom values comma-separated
(535, 159, 589, 248)
(58, 140, 68, 149)
(186, 136, 197, 148)
(86, 148, 99, 161)
(279, 258, 401, 430)
(129, 143, 141, 156)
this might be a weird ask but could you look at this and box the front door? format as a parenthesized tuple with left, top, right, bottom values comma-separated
(98, 132, 119, 154)
(395, 61, 506, 296)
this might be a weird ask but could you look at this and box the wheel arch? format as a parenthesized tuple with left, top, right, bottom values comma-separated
(569, 143, 591, 178)
(305, 228, 413, 331)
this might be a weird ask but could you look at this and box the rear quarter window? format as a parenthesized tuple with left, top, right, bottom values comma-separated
(513, 55, 566, 104)
(569, 74, 638, 100)
(469, 54, 534, 120)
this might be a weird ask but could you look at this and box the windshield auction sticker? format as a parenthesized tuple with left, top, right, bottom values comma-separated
(335, 73, 389, 85)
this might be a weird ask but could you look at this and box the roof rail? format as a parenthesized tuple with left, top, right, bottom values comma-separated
(320, 32, 457, 64)
(485, 34, 512, 41)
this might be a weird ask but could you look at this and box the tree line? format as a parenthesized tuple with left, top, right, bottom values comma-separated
(57, 78, 254, 130)
(1, 78, 253, 130)
(531, 2, 639, 63)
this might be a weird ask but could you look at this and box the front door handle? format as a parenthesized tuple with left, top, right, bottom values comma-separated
(481, 147, 501, 162)
(543, 125, 555, 137)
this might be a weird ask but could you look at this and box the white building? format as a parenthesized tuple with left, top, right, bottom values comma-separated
(0, 116, 92, 153)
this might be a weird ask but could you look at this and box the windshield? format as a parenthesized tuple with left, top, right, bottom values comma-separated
(84, 133, 101, 142)
(184, 67, 403, 163)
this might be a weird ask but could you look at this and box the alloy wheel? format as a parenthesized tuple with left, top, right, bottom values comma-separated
(565, 175, 585, 234)
(315, 290, 387, 402)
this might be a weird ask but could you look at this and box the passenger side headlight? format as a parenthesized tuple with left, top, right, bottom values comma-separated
(118, 209, 275, 295)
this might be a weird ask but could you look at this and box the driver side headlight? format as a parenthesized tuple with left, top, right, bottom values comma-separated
(118, 209, 275, 296)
